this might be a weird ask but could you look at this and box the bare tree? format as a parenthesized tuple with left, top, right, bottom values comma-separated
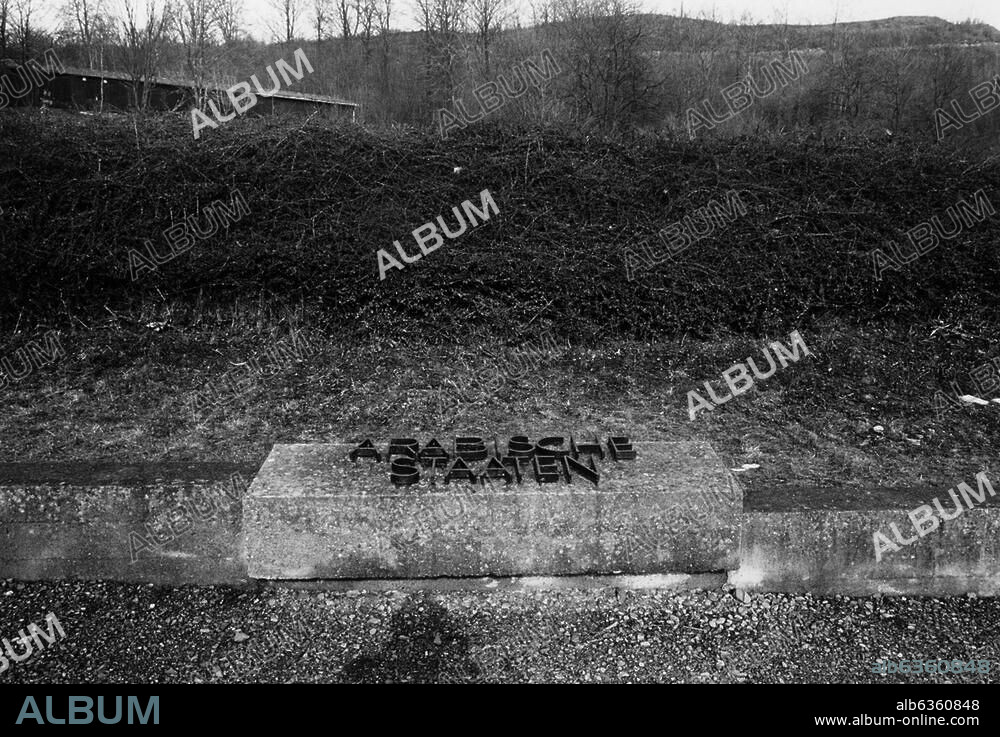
(175, 0, 222, 106)
(13, 0, 35, 59)
(876, 41, 917, 132)
(374, 0, 389, 32)
(825, 33, 879, 121)
(269, 0, 302, 43)
(732, 10, 764, 78)
(683, 4, 728, 107)
(0, 0, 10, 58)
(548, 0, 660, 131)
(413, 0, 468, 106)
(357, 0, 378, 57)
(374, 0, 392, 93)
(312, 0, 330, 43)
(527, 0, 548, 26)
(927, 44, 970, 111)
(414, 0, 465, 34)
(336, 0, 356, 38)
(118, 0, 173, 110)
(216, 0, 243, 44)
(60, 0, 107, 67)
(468, 0, 507, 74)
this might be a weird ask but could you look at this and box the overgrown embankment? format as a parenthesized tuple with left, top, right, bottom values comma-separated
(1, 111, 998, 340)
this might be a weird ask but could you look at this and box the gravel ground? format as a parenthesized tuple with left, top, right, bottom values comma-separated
(2, 580, 999, 684)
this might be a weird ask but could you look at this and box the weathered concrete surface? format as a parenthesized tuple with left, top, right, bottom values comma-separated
(244, 441, 741, 579)
(735, 485, 1000, 596)
(0, 462, 255, 584)
(258, 573, 728, 592)
(6, 455, 1000, 596)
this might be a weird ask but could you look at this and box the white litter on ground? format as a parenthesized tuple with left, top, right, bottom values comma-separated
(959, 395, 990, 405)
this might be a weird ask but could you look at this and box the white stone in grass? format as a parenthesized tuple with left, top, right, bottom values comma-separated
(959, 395, 990, 405)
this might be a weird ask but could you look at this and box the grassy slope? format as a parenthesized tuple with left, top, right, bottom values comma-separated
(2, 111, 1000, 340)
(1, 111, 999, 490)
(2, 311, 998, 495)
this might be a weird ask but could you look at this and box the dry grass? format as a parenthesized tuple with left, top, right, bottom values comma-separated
(1, 306, 998, 497)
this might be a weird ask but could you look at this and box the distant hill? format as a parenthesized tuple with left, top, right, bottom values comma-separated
(628, 14, 1000, 52)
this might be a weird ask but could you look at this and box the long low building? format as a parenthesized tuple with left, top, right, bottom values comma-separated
(0, 59, 358, 122)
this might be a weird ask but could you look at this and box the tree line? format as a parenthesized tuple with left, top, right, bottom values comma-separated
(4, 0, 1000, 147)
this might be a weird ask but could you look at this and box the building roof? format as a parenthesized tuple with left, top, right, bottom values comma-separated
(27, 63, 357, 108)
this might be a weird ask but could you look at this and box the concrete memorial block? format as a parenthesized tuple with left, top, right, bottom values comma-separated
(244, 435, 741, 579)
(0, 462, 251, 584)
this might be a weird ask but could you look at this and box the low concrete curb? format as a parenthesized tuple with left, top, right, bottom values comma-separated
(4, 458, 1000, 596)
(735, 484, 1000, 596)
(0, 462, 254, 584)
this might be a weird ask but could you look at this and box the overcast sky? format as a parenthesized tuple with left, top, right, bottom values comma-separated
(32, 0, 1000, 43)
(233, 0, 1000, 40)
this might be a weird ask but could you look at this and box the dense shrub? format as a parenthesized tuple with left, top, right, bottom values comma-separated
(1, 111, 998, 340)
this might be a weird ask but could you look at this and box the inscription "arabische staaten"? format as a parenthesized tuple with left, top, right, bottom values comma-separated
(348, 435, 637, 487)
